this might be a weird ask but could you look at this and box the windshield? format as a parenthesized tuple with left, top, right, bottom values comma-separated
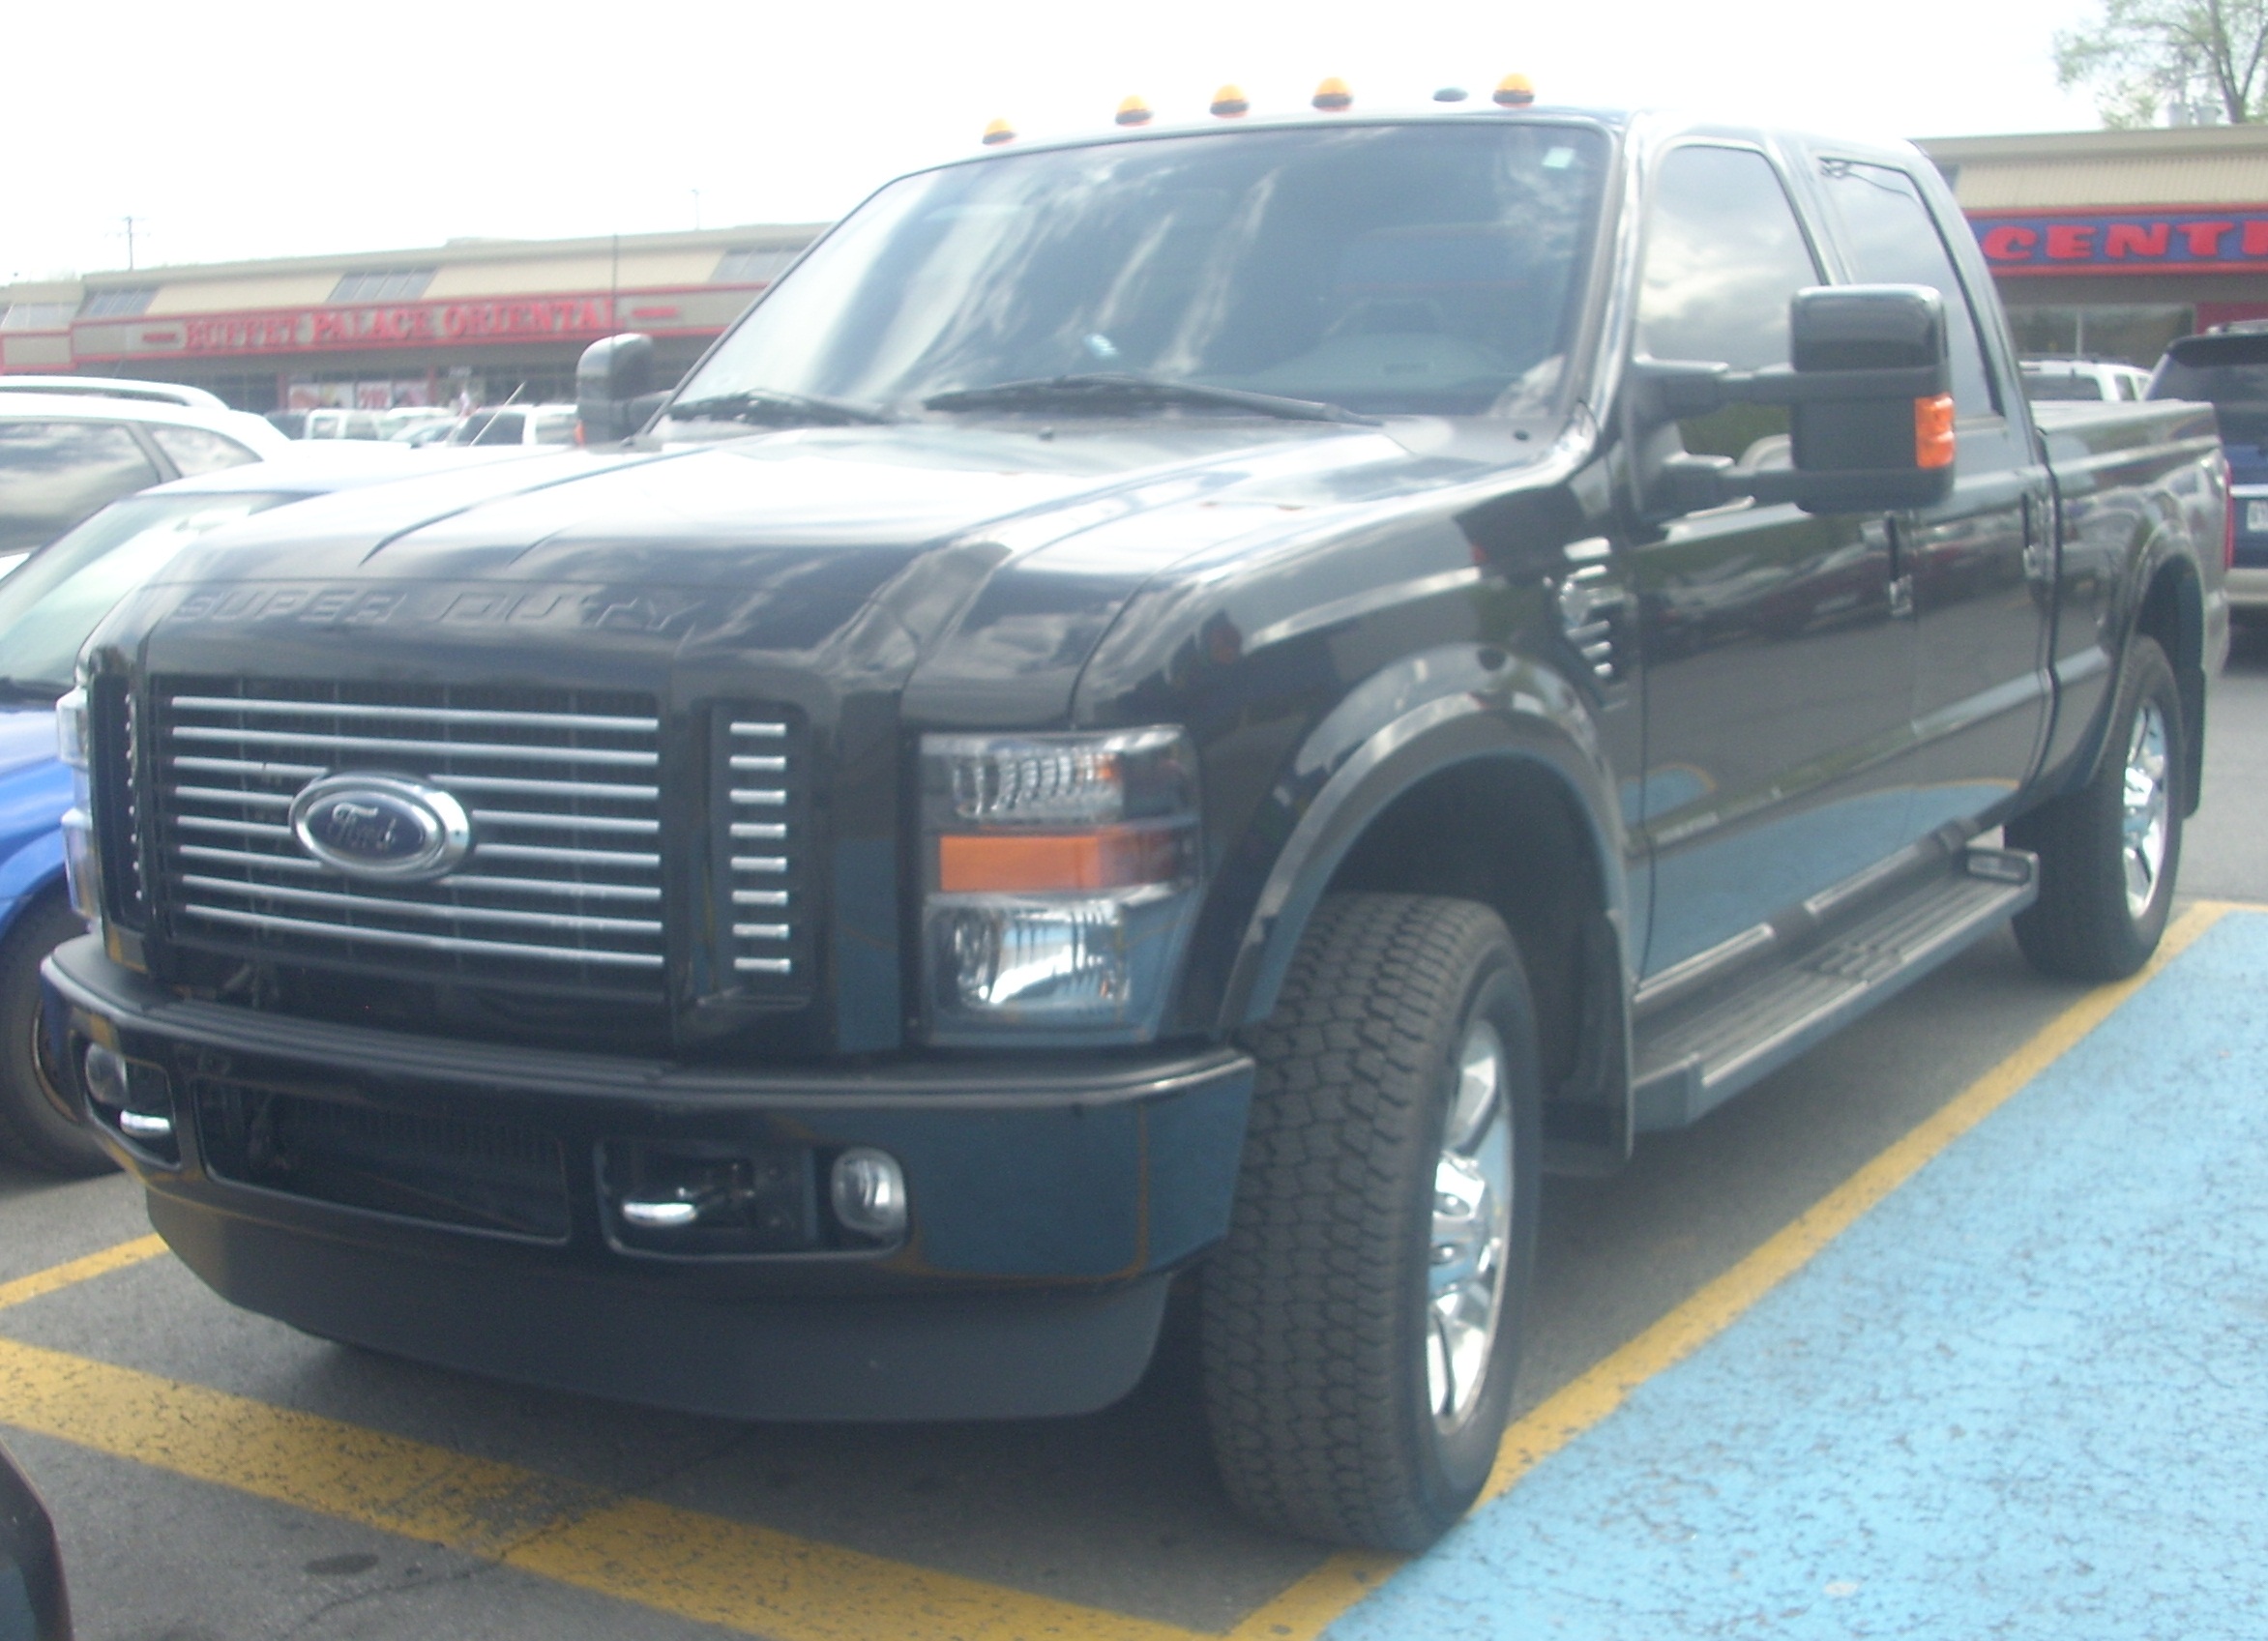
(0, 490, 292, 696)
(2153, 335, 2268, 442)
(669, 122, 1609, 422)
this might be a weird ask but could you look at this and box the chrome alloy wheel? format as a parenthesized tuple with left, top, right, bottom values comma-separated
(2120, 698, 2171, 920)
(1427, 1015, 1515, 1433)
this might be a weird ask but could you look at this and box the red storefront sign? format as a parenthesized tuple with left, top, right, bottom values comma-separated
(79, 296, 618, 360)
(1966, 207, 2268, 274)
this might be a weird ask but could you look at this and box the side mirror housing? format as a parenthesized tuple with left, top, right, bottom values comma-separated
(576, 333, 666, 444)
(1632, 284, 1958, 517)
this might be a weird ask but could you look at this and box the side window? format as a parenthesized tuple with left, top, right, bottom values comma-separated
(1636, 145, 1821, 468)
(475, 412, 526, 446)
(0, 421, 162, 553)
(1815, 160, 1996, 419)
(149, 424, 259, 476)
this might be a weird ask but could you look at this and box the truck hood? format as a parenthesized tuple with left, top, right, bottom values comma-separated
(119, 417, 1549, 723)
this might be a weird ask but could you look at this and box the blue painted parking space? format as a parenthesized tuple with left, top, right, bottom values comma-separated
(1329, 908, 2268, 1641)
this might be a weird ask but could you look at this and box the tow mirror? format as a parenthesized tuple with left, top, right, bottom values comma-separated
(575, 333, 668, 445)
(1633, 284, 1957, 517)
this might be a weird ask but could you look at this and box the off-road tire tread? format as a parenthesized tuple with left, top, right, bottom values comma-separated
(1199, 892, 1523, 1549)
(2009, 636, 2181, 982)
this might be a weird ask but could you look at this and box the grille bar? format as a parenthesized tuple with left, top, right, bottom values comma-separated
(170, 695, 656, 733)
(185, 903, 666, 967)
(170, 724, 657, 767)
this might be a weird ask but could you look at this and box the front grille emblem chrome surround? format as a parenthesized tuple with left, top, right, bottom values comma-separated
(290, 774, 474, 883)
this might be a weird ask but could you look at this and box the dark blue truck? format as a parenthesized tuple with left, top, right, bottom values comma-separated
(44, 105, 2226, 1550)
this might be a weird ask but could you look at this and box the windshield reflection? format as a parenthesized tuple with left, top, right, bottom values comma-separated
(672, 122, 1609, 424)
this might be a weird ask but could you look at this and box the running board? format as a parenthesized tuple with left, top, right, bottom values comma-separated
(1631, 848, 2037, 1133)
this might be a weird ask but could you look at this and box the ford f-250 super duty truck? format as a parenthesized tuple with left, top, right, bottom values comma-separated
(46, 104, 2228, 1550)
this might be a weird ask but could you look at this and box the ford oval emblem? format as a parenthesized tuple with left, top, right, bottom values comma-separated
(290, 775, 473, 882)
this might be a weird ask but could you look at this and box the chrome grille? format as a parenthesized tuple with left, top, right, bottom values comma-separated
(726, 717, 795, 981)
(152, 681, 665, 996)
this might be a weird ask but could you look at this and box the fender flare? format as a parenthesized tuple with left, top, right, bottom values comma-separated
(1217, 659, 1633, 1032)
(2058, 530, 2206, 808)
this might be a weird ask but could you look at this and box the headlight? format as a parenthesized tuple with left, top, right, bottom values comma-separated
(56, 687, 90, 770)
(920, 728, 1201, 1043)
(55, 689, 102, 926)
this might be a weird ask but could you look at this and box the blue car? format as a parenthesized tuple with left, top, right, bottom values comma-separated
(0, 444, 546, 1172)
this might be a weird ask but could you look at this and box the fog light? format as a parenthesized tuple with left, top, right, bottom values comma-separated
(82, 1043, 177, 1155)
(830, 1148, 906, 1239)
(82, 1043, 129, 1108)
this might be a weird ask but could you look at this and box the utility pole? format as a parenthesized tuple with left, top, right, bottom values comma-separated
(121, 215, 139, 271)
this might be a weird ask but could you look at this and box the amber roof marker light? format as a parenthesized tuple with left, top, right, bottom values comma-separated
(1311, 76, 1352, 111)
(1210, 84, 1251, 117)
(981, 117, 1016, 146)
(1115, 95, 1154, 127)
(1494, 73, 1536, 106)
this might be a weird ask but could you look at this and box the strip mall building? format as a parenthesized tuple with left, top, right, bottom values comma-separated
(0, 224, 822, 412)
(10, 125, 2268, 408)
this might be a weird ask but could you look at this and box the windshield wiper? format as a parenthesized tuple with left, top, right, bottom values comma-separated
(0, 677, 68, 705)
(921, 373, 1374, 425)
(664, 389, 896, 428)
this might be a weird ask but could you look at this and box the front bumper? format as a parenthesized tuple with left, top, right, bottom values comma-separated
(42, 935, 1253, 1420)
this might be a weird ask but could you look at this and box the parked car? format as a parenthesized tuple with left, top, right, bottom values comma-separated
(0, 393, 291, 570)
(378, 406, 454, 441)
(0, 443, 545, 1173)
(0, 1441, 69, 1640)
(2019, 357, 2153, 401)
(0, 375, 226, 411)
(300, 407, 386, 441)
(2152, 329, 2268, 622)
(393, 417, 462, 447)
(446, 403, 580, 447)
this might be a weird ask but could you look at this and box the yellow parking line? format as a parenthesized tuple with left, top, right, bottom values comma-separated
(1224, 899, 2234, 1641)
(0, 1333, 1202, 1639)
(0, 1234, 165, 1312)
(0, 903, 2239, 1641)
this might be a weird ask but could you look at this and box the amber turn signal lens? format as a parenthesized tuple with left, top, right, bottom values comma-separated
(939, 828, 1183, 893)
(1914, 394, 1956, 470)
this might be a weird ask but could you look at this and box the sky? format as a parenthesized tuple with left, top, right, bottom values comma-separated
(2, 0, 2108, 282)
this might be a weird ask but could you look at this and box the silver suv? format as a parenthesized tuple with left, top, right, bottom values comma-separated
(0, 391, 290, 571)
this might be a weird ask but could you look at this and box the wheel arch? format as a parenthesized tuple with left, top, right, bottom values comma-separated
(1216, 675, 1635, 1165)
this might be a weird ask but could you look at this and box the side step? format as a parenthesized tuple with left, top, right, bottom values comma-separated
(1631, 848, 2037, 1133)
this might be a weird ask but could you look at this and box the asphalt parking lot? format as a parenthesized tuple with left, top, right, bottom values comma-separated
(6, 622, 2265, 1641)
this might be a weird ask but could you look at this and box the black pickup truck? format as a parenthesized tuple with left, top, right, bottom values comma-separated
(46, 106, 2227, 1551)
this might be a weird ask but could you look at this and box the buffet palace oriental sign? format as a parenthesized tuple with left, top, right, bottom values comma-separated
(1968, 208, 2268, 274)
(81, 296, 618, 361)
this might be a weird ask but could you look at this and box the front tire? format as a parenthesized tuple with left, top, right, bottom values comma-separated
(1200, 894, 1541, 1550)
(2009, 635, 2184, 982)
(0, 894, 114, 1177)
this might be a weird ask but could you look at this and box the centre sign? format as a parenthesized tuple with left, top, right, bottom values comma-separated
(1968, 208, 2268, 274)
